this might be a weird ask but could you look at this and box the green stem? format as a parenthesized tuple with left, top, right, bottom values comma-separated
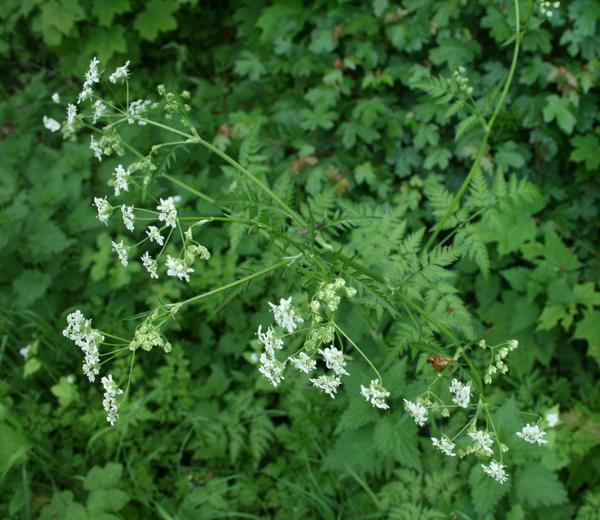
(161, 173, 216, 204)
(193, 135, 306, 228)
(334, 322, 383, 382)
(425, 0, 521, 251)
(173, 259, 291, 308)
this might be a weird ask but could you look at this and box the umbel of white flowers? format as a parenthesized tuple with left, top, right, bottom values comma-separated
(101, 374, 123, 426)
(62, 310, 103, 382)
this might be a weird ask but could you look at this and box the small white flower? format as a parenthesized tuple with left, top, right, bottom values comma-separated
(157, 197, 177, 228)
(468, 430, 494, 457)
(141, 251, 159, 279)
(449, 378, 471, 408)
(66, 374, 76, 384)
(92, 100, 106, 124)
(268, 297, 304, 333)
(318, 345, 349, 376)
(111, 240, 128, 267)
(43, 116, 61, 132)
(259, 353, 285, 387)
(19, 344, 32, 358)
(403, 399, 428, 427)
(431, 436, 456, 456)
(127, 99, 151, 125)
(93, 196, 112, 224)
(545, 408, 559, 428)
(78, 57, 100, 104)
(289, 352, 316, 374)
(146, 225, 164, 246)
(165, 255, 193, 282)
(101, 374, 123, 426)
(121, 205, 135, 232)
(109, 60, 130, 83)
(51, 92, 60, 103)
(508, 339, 519, 351)
(516, 423, 548, 446)
(481, 460, 509, 484)
(66, 103, 77, 130)
(309, 374, 342, 399)
(360, 379, 390, 409)
(257, 325, 284, 357)
(63, 310, 103, 382)
(113, 164, 129, 196)
(90, 136, 103, 161)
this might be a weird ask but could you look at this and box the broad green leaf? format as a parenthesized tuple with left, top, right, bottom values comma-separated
(543, 95, 576, 134)
(515, 464, 567, 507)
(134, 0, 179, 41)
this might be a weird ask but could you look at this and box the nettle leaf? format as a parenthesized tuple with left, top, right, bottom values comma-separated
(542, 95, 576, 134)
(134, 0, 179, 41)
(84, 463, 123, 490)
(322, 427, 377, 473)
(570, 134, 600, 170)
(28, 221, 73, 259)
(515, 464, 568, 507)
(12, 269, 51, 307)
(373, 413, 421, 470)
(469, 463, 510, 516)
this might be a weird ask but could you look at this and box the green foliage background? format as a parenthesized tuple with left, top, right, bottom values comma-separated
(1, 0, 599, 518)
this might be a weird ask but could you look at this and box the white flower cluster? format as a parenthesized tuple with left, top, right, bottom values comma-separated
(101, 374, 123, 426)
(453, 66, 473, 95)
(93, 197, 112, 224)
(62, 310, 103, 382)
(109, 60, 130, 83)
(483, 339, 518, 384)
(319, 345, 348, 376)
(112, 240, 128, 267)
(157, 197, 178, 228)
(468, 430, 494, 457)
(43, 116, 61, 133)
(516, 423, 548, 445)
(66, 104, 77, 131)
(432, 436, 456, 457)
(289, 352, 316, 373)
(77, 56, 100, 104)
(165, 255, 193, 282)
(257, 325, 286, 386)
(403, 399, 428, 426)
(269, 297, 304, 333)
(146, 225, 164, 245)
(481, 460, 509, 484)
(449, 378, 471, 408)
(121, 205, 135, 232)
(127, 99, 152, 125)
(113, 164, 130, 196)
(309, 374, 341, 398)
(539, 1, 559, 17)
(360, 379, 390, 409)
(92, 100, 105, 125)
(90, 136, 103, 161)
(141, 251, 159, 279)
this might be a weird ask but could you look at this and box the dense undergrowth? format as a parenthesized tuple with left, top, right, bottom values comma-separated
(1, 0, 599, 518)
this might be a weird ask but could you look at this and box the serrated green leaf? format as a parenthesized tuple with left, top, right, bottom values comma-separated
(134, 0, 179, 41)
(373, 413, 421, 470)
(515, 464, 567, 507)
(469, 463, 510, 516)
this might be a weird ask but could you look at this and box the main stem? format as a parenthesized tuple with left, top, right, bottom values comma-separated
(424, 0, 521, 251)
